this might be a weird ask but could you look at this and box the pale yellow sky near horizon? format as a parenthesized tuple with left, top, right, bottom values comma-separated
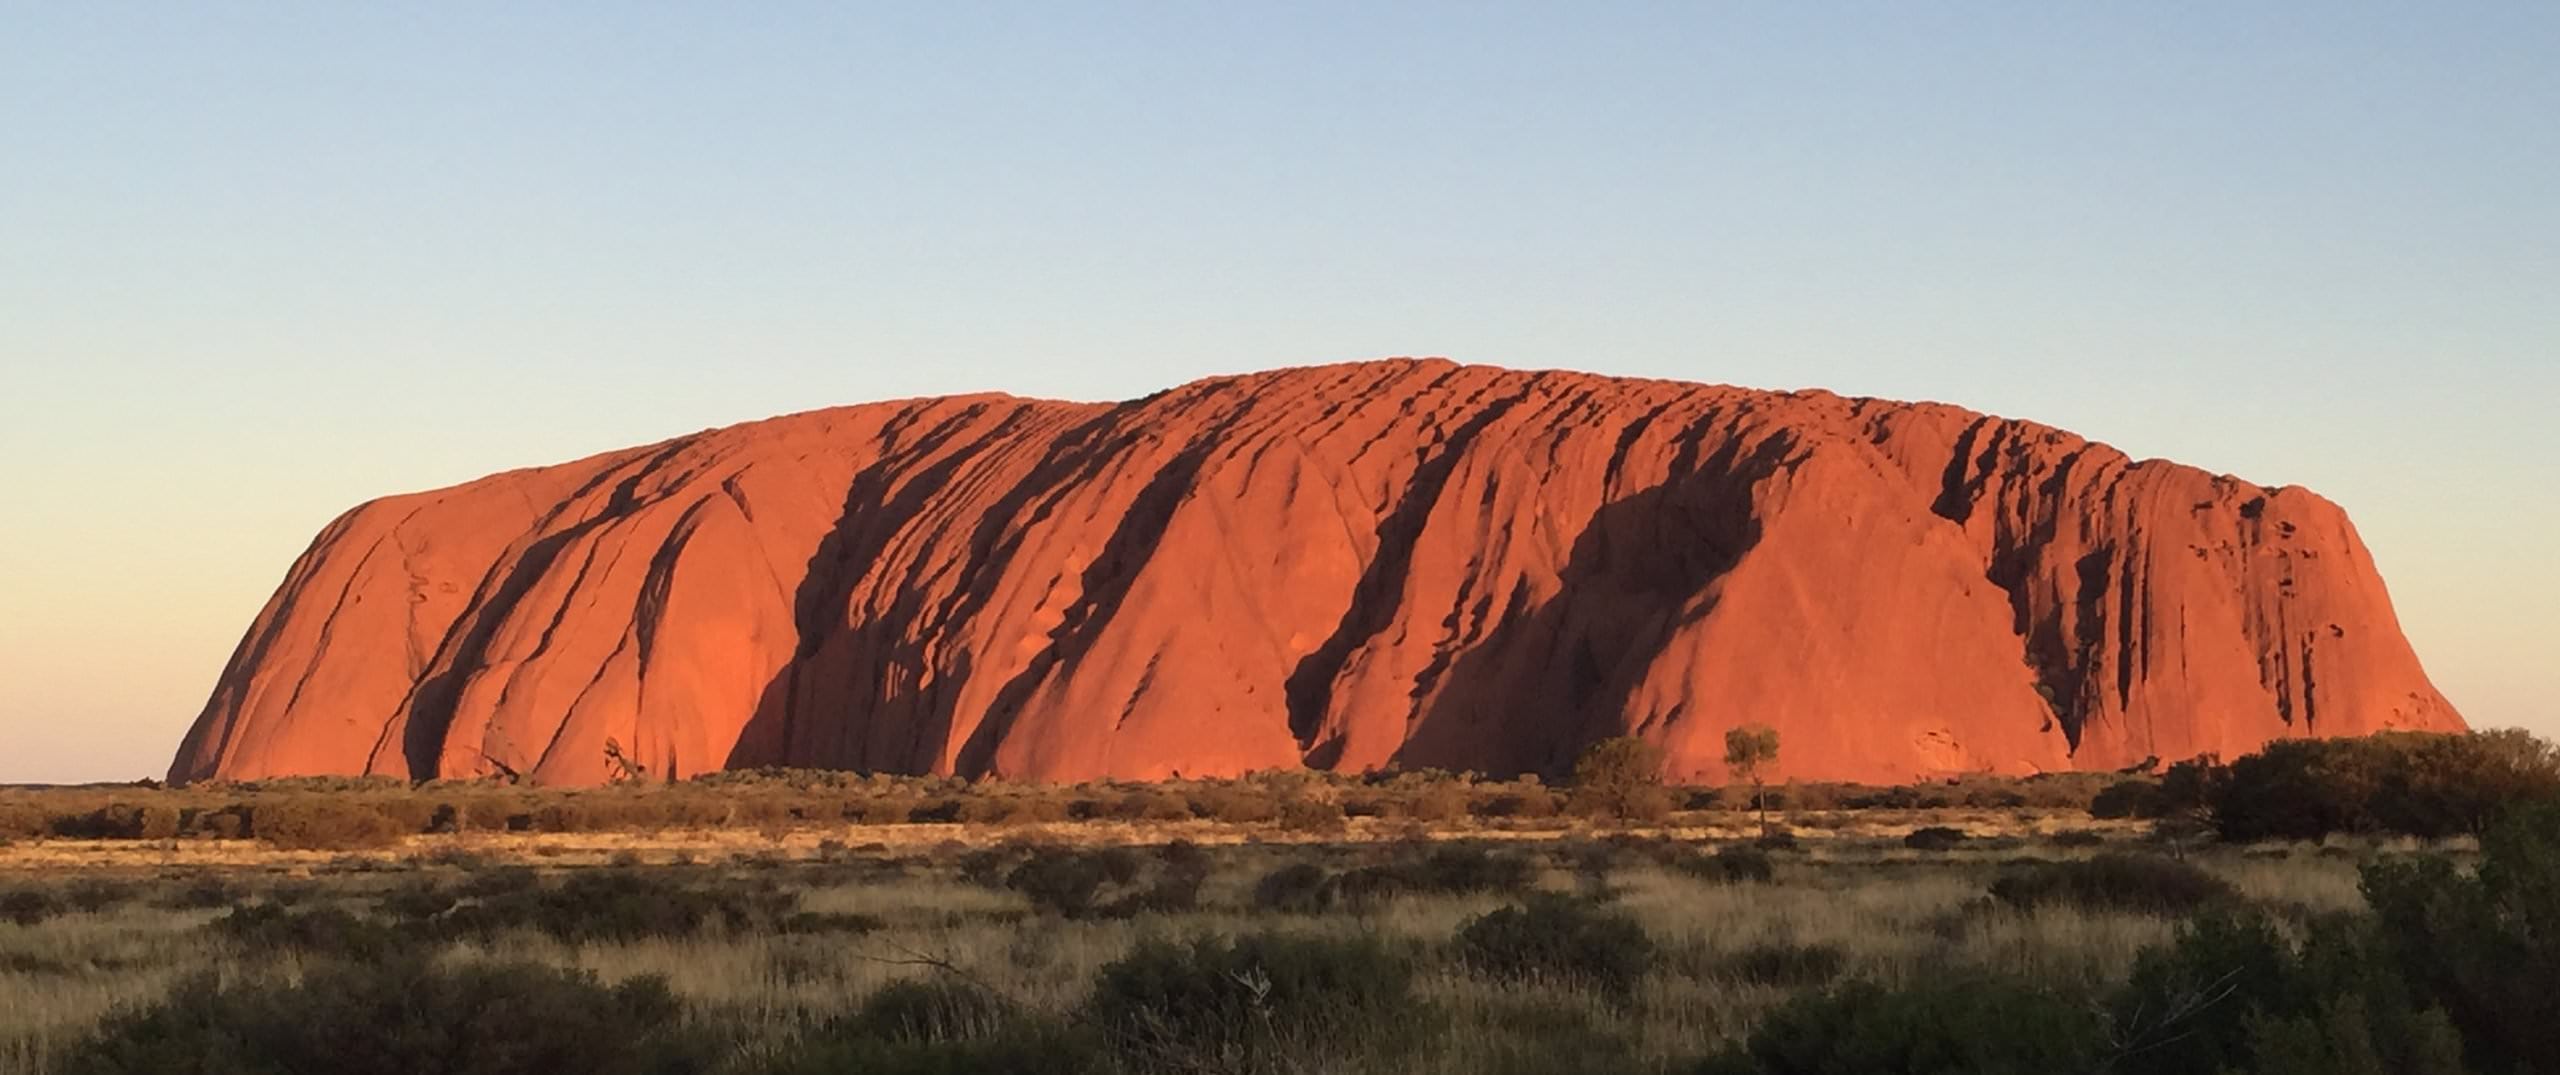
(3, 4, 2554, 782)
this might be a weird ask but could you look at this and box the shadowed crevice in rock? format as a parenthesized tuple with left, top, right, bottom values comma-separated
(1285, 382, 1540, 754)
(1390, 428, 1790, 776)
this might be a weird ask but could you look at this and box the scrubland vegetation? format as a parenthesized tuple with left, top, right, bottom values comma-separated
(1, 728, 2553, 1074)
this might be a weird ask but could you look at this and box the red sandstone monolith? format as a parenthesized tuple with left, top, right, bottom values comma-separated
(170, 360, 2463, 786)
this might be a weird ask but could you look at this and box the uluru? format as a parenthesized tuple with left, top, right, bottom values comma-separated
(169, 359, 2463, 787)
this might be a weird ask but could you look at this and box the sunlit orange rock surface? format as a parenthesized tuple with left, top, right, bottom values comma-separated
(170, 360, 2463, 786)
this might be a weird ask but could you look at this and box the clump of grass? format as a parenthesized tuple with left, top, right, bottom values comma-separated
(2, 887, 63, 925)
(207, 904, 412, 962)
(1719, 941, 1849, 988)
(1678, 845, 1775, 884)
(1697, 976, 2107, 1075)
(1084, 932, 1425, 1071)
(1455, 895, 1657, 997)
(51, 957, 714, 1075)
(1988, 853, 2238, 914)
(434, 868, 795, 941)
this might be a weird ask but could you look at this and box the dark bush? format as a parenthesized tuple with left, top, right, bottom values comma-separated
(1274, 797, 1345, 834)
(1156, 839, 1211, 875)
(1290, 839, 1525, 906)
(66, 879, 135, 913)
(434, 869, 792, 942)
(1988, 853, 2237, 914)
(777, 910, 885, 935)
(2358, 800, 2560, 1073)
(1680, 845, 1775, 884)
(159, 874, 241, 910)
(1692, 977, 2106, 1075)
(1192, 786, 1279, 824)
(2047, 829, 2107, 849)
(1112, 859, 1207, 917)
(1464, 1000, 1645, 1075)
(1109, 791, 1195, 822)
(1253, 863, 1336, 914)
(1719, 941, 1847, 988)
(55, 958, 714, 1075)
(1085, 932, 1422, 1069)
(376, 877, 457, 919)
(1398, 843, 1535, 894)
(1901, 826, 1968, 851)
(2108, 912, 2465, 1075)
(1483, 788, 1563, 819)
(1405, 781, 1474, 823)
(1456, 895, 1656, 996)
(1567, 738, 1674, 822)
(2090, 779, 2165, 820)
(1003, 847, 1146, 917)
(65, 802, 184, 840)
(3, 887, 62, 926)
(772, 1021, 1100, 1075)
(454, 865, 541, 902)
(208, 904, 414, 962)
(248, 798, 405, 851)
(849, 978, 1017, 1042)
(2209, 730, 2560, 841)
(0, 800, 51, 839)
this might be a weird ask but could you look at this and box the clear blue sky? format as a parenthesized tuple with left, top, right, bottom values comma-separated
(2, 3, 2552, 783)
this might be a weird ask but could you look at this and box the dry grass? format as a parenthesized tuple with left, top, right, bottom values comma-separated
(0, 825, 2384, 1075)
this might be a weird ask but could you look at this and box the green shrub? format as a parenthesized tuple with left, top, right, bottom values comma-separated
(55, 958, 714, 1075)
(2106, 910, 2467, 1075)
(1084, 932, 1422, 1069)
(2359, 800, 2560, 1073)
(1901, 826, 1968, 851)
(1456, 895, 1656, 996)
(1567, 737, 1674, 822)
(1988, 853, 2237, 914)
(2209, 730, 2560, 841)
(1692, 977, 2106, 1075)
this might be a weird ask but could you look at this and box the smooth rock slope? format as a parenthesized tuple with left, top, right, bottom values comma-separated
(171, 360, 2462, 785)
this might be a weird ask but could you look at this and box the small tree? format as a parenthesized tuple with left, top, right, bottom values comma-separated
(1569, 737, 1672, 822)
(1724, 724, 1780, 835)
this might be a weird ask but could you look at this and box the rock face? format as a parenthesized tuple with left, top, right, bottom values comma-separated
(171, 360, 2463, 786)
